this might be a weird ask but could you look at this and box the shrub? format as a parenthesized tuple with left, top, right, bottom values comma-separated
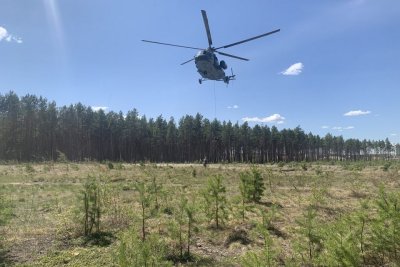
(25, 164, 35, 173)
(116, 229, 172, 267)
(369, 187, 400, 264)
(239, 167, 265, 203)
(320, 215, 363, 266)
(202, 174, 228, 229)
(301, 162, 308, 171)
(134, 181, 152, 241)
(294, 205, 322, 265)
(82, 176, 103, 236)
(382, 161, 391, 172)
(56, 150, 68, 163)
(241, 216, 278, 267)
(107, 162, 114, 170)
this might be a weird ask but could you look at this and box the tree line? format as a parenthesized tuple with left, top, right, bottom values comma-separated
(0, 91, 397, 163)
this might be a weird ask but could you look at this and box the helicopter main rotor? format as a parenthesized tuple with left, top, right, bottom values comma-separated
(142, 10, 280, 65)
(201, 10, 213, 48)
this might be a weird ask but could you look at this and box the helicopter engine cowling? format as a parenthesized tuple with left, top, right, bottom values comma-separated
(219, 60, 227, 70)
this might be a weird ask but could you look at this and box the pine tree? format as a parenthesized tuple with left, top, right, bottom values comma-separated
(202, 174, 228, 229)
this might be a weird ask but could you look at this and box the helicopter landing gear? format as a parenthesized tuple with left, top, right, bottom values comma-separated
(198, 79, 202, 84)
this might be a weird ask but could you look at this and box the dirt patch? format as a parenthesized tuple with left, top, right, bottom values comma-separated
(5, 233, 56, 264)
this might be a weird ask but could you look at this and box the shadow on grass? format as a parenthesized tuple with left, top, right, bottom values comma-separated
(224, 228, 251, 247)
(257, 201, 283, 208)
(267, 224, 287, 239)
(83, 232, 115, 247)
(0, 247, 12, 267)
(167, 253, 216, 266)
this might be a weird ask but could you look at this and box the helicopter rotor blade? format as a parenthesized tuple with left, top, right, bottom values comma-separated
(201, 10, 213, 47)
(180, 57, 195, 65)
(142, 40, 204, 50)
(215, 29, 280, 50)
(216, 51, 249, 61)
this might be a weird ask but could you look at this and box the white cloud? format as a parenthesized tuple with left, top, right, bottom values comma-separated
(227, 105, 239, 109)
(390, 133, 397, 136)
(0, 27, 7, 41)
(344, 110, 371, 116)
(242, 113, 285, 124)
(321, 125, 329, 129)
(280, 62, 304, 76)
(92, 106, 109, 112)
(0, 26, 22, 43)
(331, 126, 355, 131)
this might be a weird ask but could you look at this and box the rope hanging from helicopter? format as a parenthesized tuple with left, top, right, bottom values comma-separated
(213, 81, 217, 118)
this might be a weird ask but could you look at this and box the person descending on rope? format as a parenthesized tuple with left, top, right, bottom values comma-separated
(203, 156, 208, 168)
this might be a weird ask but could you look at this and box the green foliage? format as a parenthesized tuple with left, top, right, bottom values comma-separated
(315, 165, 323, 175)
(117, 229, 172, 267)
(294, 205, 322, 265)
(134, 181, 153, 241)
(239, 167, 265, 203)
(319, 215, 363, 267)
(265, 168, 274, 192)
(310, 186, 327, 208)
(56, 150, 68, 163)
(82, 176, 103, 236)
(241, 240, 277, 267)
(167, 193, 197, 261)
(236, 190, 255, 223)
(342, 161, 367, 172)
(314, 201, 370, 266)
(260, 205, 278, 232)
(171, 192, 187, 259)
(148, 175, 164, 212)
(241, 210, 278, 267)
(0, 91, 396, 163)
(184, 199, 196, 257)
(382, 161, 391, 171)
(0, 190, 13, 235)
(202, 174, 228, 229)
(107, 162, 114, 170)
(102, 185, 127, 228)
(115, 162, 125, 170)
(370, 186, 400, 264)
(301, 162, 308, 171)
(25, 163, 35, 173)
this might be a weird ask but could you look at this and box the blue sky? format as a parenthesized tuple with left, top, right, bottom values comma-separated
(1, 0, 399, 143)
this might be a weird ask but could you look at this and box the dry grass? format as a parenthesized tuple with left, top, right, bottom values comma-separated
(0, 161, 399, 266)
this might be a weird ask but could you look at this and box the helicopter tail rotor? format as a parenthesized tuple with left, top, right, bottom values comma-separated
(223, 68, 236, 84)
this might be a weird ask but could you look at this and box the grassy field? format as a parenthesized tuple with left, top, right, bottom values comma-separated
(0, 161, 399, 266)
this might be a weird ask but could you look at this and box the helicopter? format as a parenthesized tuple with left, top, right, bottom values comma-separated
(142, 10, 280, 84)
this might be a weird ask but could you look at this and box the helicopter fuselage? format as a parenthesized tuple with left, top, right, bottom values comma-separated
(195, 49, 228, 83)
